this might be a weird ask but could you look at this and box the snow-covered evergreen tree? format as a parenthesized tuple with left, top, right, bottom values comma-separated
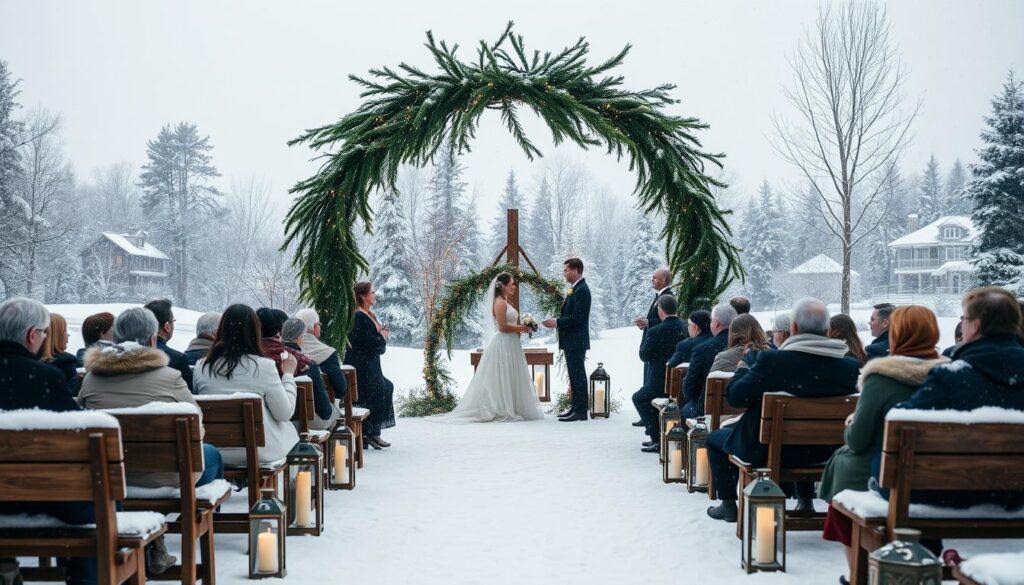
(525, 176, 555, 274)
(0, 60, 25, 297)
(487, 170, 525, 259)
(861, 161, 909, 289)
(620, 211, 664, 320)
(456, 196, 484, 347)
(916, 155, 943, 224)
(369, 189, 418, 346)
(968, 71, 1024, 292)
(738, 180, 787, 309)
(944, 158, 970, 215)
(139, 122, 223, 307)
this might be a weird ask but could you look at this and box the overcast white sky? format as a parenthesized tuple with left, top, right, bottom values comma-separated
(2, 0, 1022, 217)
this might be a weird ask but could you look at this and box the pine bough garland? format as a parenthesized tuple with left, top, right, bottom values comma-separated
(285, 22, 743, 361)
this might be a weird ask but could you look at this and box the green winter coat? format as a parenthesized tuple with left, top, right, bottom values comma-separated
(818, 355, 946, 502)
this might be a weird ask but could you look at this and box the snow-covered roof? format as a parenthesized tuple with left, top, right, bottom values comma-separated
(101, 232, 169, 260)
(932, 260, 975, 276)
(787, 254, 860, 276)
(889, 215, 977, 248)
(129, 270, 168, 278)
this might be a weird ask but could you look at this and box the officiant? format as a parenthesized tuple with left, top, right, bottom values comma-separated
(634, 267, 676, 391)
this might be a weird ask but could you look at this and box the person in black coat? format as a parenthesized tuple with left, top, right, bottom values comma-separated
(865, 303, 895, 361)
(705, 298, 860, 523)
(892, 287, 1024, 510)
(0, 298, 96, 585)
(542, 258, 592, 421)
(680, 304, 736, 419)
(634, 268, 674, 390)
(633, 296, 687, 450)
(344, 281, 396, 449)
(667, 310, 713, 368)
(145, 299, 194, 391)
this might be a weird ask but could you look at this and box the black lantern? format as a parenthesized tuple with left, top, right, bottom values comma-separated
(327, 424, 356, 490)
(686, 416, 710, 493)
(588, 362, 610, 418)
(662, 425, 687, 484)
(868, 529, 942, 585)
(530, 363, 551, 402)
(741, 469, 786, 573)
(659, 402, 682, 464)
(286, 434, 324, 536)
(249, 488, 286, 579)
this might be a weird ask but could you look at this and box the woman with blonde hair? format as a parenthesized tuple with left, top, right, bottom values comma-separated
(709, 314, 770, 373)
(38, 312, 79, 387)
(819, 305, 945, 583)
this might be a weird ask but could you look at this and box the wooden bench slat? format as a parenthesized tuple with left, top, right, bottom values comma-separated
(759, 420, 849, 444)
(0, 463, 126, 500)
(0, 428, 122, 462)
(122, 441, 205, 473)
(881, 454, 1024, 490)
(883, 421, 1024, 454)
(116, 414, 203, 442)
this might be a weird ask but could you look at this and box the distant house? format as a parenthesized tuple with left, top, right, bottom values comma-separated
(888, 215, 977, 294)
(777, 253, 859, 305)
(80, 231, 169, 300)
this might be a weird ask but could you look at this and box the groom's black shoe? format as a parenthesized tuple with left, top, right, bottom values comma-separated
(559, 412, 588, 422)
(632, 420, 645, 427)
(640, 443, 660, 453)
(642, 440, 656, 447)
(557, 409, 575, 418)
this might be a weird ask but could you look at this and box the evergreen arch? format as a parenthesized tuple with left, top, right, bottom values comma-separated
(285, 22, 743, 351)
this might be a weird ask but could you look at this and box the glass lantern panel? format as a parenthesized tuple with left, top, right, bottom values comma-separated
(289, 464, 318, 528)
(329, 438, 351, 484)
(666, 441, 684, 480)
(749, 503, 783, 568)
(688, 443, 710, 487)
(252, 519, 281, 574)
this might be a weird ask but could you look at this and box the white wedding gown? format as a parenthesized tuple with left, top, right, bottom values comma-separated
(428, 303, 544, 423)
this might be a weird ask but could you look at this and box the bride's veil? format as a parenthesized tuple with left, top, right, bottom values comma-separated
(479, 276, 500, 346)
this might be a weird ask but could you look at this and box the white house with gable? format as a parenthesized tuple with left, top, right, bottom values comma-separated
(888, 215, 977, 295)
(777, 253, 859, 305)
(80, 230, 170, 301)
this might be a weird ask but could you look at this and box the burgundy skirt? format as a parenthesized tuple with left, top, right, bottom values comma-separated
(822, 504, 853, 546)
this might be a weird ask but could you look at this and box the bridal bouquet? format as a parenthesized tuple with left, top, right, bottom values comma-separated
(521, 313, 539, 338)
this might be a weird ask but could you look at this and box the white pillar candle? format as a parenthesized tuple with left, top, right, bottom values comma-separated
(665, 420, 677, 433)
(669, 448, 683, 479)
(755, 506, 776, 564)
(257, 528, 278, 573)
(695, 447, 710, 486)
(594, 387, 606, 414)
(534, 371, 545, 397)
(295, 471, 312, 527)
(333, 444, 349, 484)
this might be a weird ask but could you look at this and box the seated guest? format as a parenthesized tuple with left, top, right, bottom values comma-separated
(0, 298, 93, 585)
(283, 317, 340, 431)
(194, 304, 299, 466)
(144, 299, 193, 391)
(730, 296, 751, 315)
(633, 296, 687, 452)
(38, 312, 80, 387)
(820, 306, 945, 578)
(710, 314, 770, 374)
(705, 298, 859, 522)
(76, 311, 115, 361)
(294, 308, 349, 402)
(78, 307, 222, 488)
(184, 312, 221, 365)
(942, 321, 963, 358)
(768, 313, 792, 349)
(257, 308, 314, 374)
(827, 314, 867, 365)
(894, 287, 1024, 510)
(865, 302, 895, 360)
(667, 309, 712, 368)
(679, 303, 736, 418)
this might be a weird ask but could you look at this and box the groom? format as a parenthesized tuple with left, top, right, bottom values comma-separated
(542, 257, 592, 422)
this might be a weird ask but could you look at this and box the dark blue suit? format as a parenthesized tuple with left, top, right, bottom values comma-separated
(640, 288, 674, 388)
(667, 330, 712, 368)
(633, 316, 687, 440)
(557, 278, 591, 413)
(158, 336, 194, 391)
(865, 330, 890, 361)
(706, 345, 859, 500)
(681, 330, 729, 418)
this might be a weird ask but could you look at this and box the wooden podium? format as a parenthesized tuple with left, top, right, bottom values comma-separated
(470, 347, 554, 402)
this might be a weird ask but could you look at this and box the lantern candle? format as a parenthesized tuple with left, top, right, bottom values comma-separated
(295, 471, 311, 527)
(257, 528, 278, 573)
(755, 507, 775, 564)
(594, 387, 606, 414)
(695, 447, 710, 486)
(534, 372, 545, 397)
(334, 444, 348, 483)
(669, 448, 683, 479)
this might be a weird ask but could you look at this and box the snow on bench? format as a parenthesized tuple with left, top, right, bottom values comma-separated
(832, 489, 1024, 521)
(886, 406, 1024, 424)
(194, 392, 262, 401)
(959, 552, 1024, 585)
(0, 511, 166, 538)
(706, 371, 735, 379)
(127, 479, 233, 505)
(101, 402, 201, 416)
(0, 409, 118, 430)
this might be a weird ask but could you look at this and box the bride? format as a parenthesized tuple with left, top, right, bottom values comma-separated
(428, 272, 544, 423)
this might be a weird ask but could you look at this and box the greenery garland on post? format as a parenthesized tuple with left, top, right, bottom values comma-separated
(415, 264, 563, 409)
(285, 22, 743, 353)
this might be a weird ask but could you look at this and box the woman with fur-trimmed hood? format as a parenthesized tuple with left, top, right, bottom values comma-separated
(819, 305, 946, 582)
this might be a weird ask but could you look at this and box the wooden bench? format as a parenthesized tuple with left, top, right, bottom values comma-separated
(328, 366, 367, 469)
(832, 416, 1024, 585)
(195, 395, 286, 534)
(108, 404, 232, 585)
(292, 378, 331, 452)
(731, 392, 858, 536)
(0, 412, 167, 585)
(663, 364, 686, 400)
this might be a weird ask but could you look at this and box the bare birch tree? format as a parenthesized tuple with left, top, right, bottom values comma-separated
(773, 2, 919, 312)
